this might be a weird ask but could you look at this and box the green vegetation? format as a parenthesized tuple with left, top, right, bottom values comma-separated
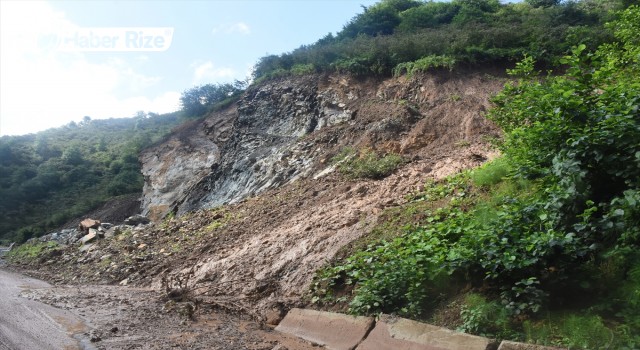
(392, 55, 456, 76)
(5, 241, 60, 263)
(312, 6, 640, 348)
(179, 81, 246, 117)
(333, 147, 404, 180)
(0, 113, 180, 243)
(253, 0, 626, 80)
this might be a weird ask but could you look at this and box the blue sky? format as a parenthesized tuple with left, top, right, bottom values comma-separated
(0, 0, 378, 136)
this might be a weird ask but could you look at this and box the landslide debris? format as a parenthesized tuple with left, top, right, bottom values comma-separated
(15, 70, 504, 322)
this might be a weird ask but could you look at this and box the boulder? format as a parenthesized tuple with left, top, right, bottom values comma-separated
(124, 215, 150, 226)
(79, 218, 101, 232)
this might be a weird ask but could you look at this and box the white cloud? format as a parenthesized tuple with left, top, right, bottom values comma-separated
(211, 21, 251, 36)
(0, 1, 177, 136)
(191, 60, 236, 85)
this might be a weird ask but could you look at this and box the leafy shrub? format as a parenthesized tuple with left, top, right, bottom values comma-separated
(0, 111, 180, 242)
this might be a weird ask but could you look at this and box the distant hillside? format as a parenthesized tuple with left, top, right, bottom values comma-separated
(252, 0, 626, 81)
(0, 113, 180, 243)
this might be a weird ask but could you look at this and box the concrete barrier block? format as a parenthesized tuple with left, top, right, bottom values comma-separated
(275, 308, 375, 350)
(357, 314, 495, 350)
(498, 340, 567, 350)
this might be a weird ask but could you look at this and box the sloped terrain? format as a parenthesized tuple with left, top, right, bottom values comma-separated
(15, 70, 505, 321)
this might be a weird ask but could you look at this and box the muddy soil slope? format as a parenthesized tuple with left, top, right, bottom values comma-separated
(18, 70, 505, 320)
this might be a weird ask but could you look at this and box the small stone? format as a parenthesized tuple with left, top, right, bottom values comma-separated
(88, 330, 101, 343)
(265, 308, 285, 326)
(79, 244, 94, 253)
(119, 278, 129, 286)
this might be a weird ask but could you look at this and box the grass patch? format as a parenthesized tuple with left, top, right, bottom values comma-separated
(470, 157, 511, 187)
(524, 314, 616, 349)
(458, 293, 516, 340)
(6, 241, 59, 263)
(333, 147, 404, 180)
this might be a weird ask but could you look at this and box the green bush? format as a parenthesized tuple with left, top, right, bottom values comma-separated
(0, 111, 180, 242)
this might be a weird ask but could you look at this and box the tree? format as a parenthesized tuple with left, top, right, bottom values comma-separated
(62, 144, 83, 165)
(339, 0, 422, 38)
(525, 0, 560, 8)
(398, 1, 461, 31)
(180, 82, 246, 117)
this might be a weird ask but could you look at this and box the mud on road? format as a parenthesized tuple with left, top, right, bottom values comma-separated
(0, 267, 93, 350)
(1, 266, 318, 350)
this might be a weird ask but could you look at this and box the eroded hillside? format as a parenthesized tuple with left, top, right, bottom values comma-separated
(17, 69, 505, 318)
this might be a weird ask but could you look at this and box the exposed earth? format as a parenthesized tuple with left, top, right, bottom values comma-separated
(5, 70, 507, 349)
(0, 261, 320, 350)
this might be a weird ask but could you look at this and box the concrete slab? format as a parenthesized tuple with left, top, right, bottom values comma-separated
(275, 308, 375, 350)
(498, 341, 567, 350)
(357, 314, 495, 350)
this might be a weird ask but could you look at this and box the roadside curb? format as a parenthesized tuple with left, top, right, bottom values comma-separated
(497, 340, 567, 350)
(357, 314, 495, 350)
(276, 309, 569, 350)
(275, 308, 374, 350)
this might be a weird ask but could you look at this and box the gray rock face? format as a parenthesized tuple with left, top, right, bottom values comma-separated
(175, 76, 353, 214)
(140, 75, 353, 217)
(139, 107, 241, 221)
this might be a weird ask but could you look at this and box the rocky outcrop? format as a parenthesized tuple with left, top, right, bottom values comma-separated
(139, 75, 355, 219)
(176, 76, 354, 214)
(140, 111, 235, 220)
(140, 71, 503, 220)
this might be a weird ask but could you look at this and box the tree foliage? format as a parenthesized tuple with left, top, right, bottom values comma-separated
(179, 81, 246, 117)
(0, 112, 180, 242)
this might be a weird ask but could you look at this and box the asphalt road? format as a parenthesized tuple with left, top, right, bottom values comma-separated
(0, 266, 93, 350)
